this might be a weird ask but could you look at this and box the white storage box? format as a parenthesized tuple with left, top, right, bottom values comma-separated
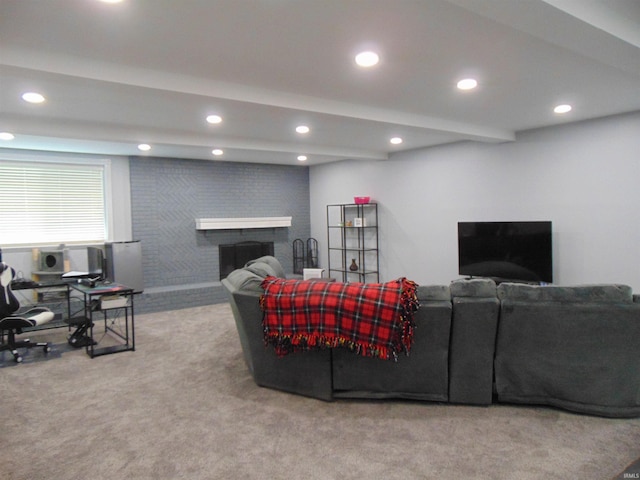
(100, 295, 129, 310)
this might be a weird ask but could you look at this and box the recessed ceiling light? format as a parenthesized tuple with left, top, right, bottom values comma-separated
(390, 137, 403, 145)
(206, 114, 222, 124)
(456, 78, 478, 90)
(212, 149, 224, 156)
(22, 92, 46, 104)
(554, 104, 572, 114)
(355, 51, 379, 68)
(297, 155, 308, 162)
(296, 125, 310, 134)
(0, 132, 15, 141)
(138, 143, 151, 151)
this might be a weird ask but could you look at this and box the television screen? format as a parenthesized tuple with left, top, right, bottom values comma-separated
(458, 221, 552, 283)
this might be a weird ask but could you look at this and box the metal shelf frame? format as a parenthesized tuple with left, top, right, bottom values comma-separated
(327, 203, 379, 283)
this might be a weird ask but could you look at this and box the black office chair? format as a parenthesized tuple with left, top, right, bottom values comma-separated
(0, 262, 54, 363)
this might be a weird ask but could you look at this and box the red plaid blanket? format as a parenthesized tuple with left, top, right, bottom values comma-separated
(260, 277, 419, 360)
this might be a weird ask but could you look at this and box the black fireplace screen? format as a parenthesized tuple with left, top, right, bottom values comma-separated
(219, 241, 274, 280)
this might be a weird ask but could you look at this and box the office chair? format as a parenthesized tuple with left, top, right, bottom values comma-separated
(0, 262, 54, 363)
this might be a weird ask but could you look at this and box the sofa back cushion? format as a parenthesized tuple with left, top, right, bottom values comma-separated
(244, 261, 277, 279)
(450, 278, 496, 297)
(497, 283, 633, 303)
(224, 268, 265, 293)
(416, 285, 450, 301)
(245, 255, 286, 278)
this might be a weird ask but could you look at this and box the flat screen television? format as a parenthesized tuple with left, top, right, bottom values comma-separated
(458, 221, 553, 283)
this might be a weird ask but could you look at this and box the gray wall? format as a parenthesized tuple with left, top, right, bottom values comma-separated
(310, 112, 640, 291)
(130, 156, 310, 313)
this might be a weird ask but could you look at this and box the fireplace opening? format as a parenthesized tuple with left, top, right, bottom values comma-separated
(219, 241, 274, 280)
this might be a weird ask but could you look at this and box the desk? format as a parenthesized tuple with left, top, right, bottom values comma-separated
(69, 282, 135, 358)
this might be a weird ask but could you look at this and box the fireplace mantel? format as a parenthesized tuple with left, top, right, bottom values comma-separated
(195, 216, 292, 230)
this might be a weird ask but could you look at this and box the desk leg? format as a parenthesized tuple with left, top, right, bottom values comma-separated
(130, 294, 135, 351)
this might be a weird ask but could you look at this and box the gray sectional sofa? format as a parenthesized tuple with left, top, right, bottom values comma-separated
(221, 256, 640, 418)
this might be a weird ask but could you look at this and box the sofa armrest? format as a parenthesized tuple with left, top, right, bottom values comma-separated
(222, 278, 333, 401)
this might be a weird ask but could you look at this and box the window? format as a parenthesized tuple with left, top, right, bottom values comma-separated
(0, 160, 107, 246)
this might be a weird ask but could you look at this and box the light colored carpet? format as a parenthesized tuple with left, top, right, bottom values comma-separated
(1, 303, 638, 480)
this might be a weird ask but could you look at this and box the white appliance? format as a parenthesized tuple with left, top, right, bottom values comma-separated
(105, 241, 144, 293)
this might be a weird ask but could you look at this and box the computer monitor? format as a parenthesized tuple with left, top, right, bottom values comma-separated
(87, 246, 105, 280)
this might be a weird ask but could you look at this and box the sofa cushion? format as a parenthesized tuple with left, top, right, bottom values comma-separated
(244, 261, 277, 279)
(450, 278, 496, 297)
(224, 268, 264, 293)
(497, 283, 633, 303)
(416, 285, 450, 301)
(245, 255, 286, 278)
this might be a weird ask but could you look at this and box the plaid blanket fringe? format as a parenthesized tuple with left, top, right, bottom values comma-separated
(260, 277, 419, 361)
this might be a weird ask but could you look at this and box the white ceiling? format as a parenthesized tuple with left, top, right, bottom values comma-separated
(1, 0, 639, 166)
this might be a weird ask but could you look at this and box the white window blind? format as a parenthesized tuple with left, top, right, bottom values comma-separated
(0, 161, 106, 246)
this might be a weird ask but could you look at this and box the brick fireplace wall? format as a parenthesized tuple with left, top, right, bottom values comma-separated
(129, 156, 310, 313)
